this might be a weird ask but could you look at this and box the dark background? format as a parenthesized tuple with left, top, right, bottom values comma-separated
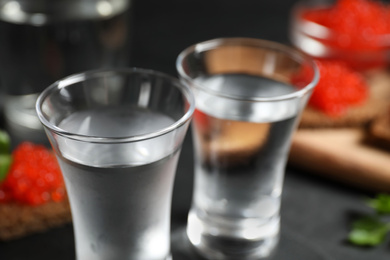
(130, 0, 298, 75)
(1, 0, 390, 259)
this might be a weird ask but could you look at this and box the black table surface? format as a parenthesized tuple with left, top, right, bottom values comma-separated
(2, 0, 390, 259)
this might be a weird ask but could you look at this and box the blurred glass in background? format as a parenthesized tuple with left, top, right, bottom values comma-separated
(0, 0, 132, 146)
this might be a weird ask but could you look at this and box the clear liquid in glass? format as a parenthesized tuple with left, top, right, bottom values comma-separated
(57, 105, 177, 260)
(188, 73, 300, 259)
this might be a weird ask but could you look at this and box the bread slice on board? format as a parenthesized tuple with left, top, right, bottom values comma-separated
(0, 198, 71, 240)
(299, 69, 390, 128)
(289, 69, 390, 192)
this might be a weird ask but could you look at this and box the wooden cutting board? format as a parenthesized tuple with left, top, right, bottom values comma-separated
(289, 128, 390, 192)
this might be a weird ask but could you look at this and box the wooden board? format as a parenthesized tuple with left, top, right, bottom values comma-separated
(289, 128, 390, 192)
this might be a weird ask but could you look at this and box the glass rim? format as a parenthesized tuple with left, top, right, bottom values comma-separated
(36, 67, 195, 144)
(176, 37, 319, 102)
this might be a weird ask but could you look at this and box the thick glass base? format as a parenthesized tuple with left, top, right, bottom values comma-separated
(171, 227, 329, 260)
(187, 233, 279, 260)
(4, 94, 49, 145)
(185, 210, 279, 260)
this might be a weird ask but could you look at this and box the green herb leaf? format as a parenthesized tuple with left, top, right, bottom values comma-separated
(348, 216, 390, 246)
(0, 130, 10, 155)
(367, 194, 390, 214)
(0, 154, 11, 182)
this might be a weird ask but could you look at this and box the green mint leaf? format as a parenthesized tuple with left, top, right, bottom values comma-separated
(0, 130, 10, 155)
(366, 194, 390, 214)
(0, 154, 11, 181)
(348, 216, 390, 246)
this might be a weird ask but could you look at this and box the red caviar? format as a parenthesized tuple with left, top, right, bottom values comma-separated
(302, 0, 390, 49)
(0, 142, 65, 206)
(293, 60, 368, 117)
(300, 0, 390, 69)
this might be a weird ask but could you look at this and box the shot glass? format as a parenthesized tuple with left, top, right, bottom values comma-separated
(36, 68, 195, 260)
(176, 38, 319, 259)
(0, 0, 132, 145)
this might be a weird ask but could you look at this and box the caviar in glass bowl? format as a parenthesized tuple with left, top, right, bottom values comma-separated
(290, 0, 390, 71)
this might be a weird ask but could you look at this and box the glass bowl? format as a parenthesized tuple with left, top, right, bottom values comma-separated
(289, 0, 390, 71)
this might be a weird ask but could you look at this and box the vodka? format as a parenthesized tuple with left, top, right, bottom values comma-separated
(188, 73, 300, 259)
(57, 106, 177, 260)
(0, 0, 131, 144)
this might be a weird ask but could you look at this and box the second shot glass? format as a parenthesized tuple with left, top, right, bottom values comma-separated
(176, 38, 319, 260)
